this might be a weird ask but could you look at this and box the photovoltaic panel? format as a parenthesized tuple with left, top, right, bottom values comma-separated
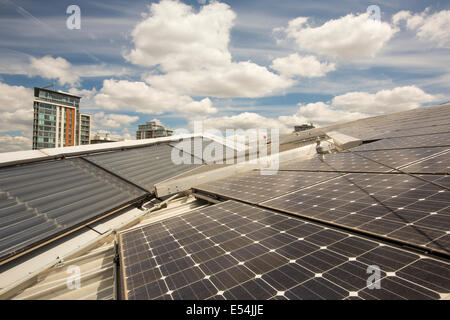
(399, 150, 450, 174)
(261, 173, 450, 255)
(194, 170, 342, 204)
(278, 152, 391, 172)
(119, 200, 450, 300)
(170, 136, 236, 164)
(84, 143, 200, 192)
(0, 158, 146, 262)
(368, 123, 450, 140)
(353, 147, 448, 171)
(349, 132, 450, 152)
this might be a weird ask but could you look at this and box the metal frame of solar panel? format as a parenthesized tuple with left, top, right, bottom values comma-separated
(261, 173, 450, 255)
(195, 170, 342, 204)
(0, 158, 147, 263)
(118, 200, 450, 300)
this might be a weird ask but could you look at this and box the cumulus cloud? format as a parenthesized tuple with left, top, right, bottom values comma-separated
(331, 86, 439, 114)
(0, 135, 32, 153)
(270, 53, 336, 78)
(146, 62, 294, 98)
(279, 102, 368, 127)
(279, 12, 396, 59)
(126, 0, 293, 98)
(193, 85, 439, 134)
(0, 83, 33, 137)
(0, 109, 33, 135)
(196, 112, 290, 133)
(94, 79, 218, 115)
(0, 82, 33, 112)
(393, 9, 450, 48)
(92, 112, 139, 129)
(28, 55, 80, 86)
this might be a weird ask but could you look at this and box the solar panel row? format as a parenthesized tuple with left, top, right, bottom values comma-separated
(119, 201, 450, 300)
(195, 170, 341, 204)
(279, 147, 448, 173)
(261, 173, 450, 255)
(349, 132, 450, 152)
(0, 158, 147, 262)
(85, 143, 201, 192)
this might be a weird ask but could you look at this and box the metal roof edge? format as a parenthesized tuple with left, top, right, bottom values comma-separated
(0, 133, 203, 168)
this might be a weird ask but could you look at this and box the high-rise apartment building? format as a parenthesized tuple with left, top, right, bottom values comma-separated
(32, 87, 91, 149)
(136, 120, 173, 140)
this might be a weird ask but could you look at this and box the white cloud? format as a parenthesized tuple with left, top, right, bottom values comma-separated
(126, 0, 234, 71)
(0, 82, 33, 112)
(194, 86, 440, 134)
(92, 112, 139, 129)
(280, 12, 396, 59)
(270, 53, 335, 78)
(393, 9, 450, 48)
(0, 82, 33, 137)
(146, 62, 294, 98)
(331, 86, 439, 114)
(126, 0, 293, 98)
(193, 112, 290, 134)
(192, 103, 368, 135)
(0, 109, 33, 136)
(279, 102, 368, 127)
(94, 79, 217, 115)
(28, 55, 80, 86)
(0, 135, 31, 153)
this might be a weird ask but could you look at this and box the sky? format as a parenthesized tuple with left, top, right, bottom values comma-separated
(0, 0, 449, 152)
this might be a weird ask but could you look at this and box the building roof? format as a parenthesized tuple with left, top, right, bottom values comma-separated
(0, 104, 449, 300)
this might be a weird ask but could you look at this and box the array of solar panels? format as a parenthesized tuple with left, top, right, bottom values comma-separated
(117, 105, 450, 299)
(119, 201, 450, 300)
(0, 138, 228, 263)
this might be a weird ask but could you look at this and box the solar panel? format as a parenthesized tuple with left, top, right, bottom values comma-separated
(84, 143, 200, 192)
(399, 150, 450, 174)
(170, 136, 236, 164)
(368, 123, 450, 140)
(353, 147, 448, 170)
(261, 173, 450, 255)
(195, 171, 341, 204)
(118, 200, 450, 300)
(0, 158, 147, 262)
(279, 152, 391, 172)
(349, 132, 450, 152)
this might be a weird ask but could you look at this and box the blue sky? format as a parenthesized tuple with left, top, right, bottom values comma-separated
(0, 0, 449, 151)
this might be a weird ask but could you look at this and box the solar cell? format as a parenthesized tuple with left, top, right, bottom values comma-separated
(195, 170, 341, 204)
(119, 200, 450, 300)
(261, 173, 450, 254)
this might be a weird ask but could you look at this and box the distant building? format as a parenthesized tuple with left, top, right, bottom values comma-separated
(294, 123, 315, 132)
(136, 120, 173, 140)
(80, 114, 91, 145)
(32, 87, 91, 149)
(90, 131, 118, 144)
